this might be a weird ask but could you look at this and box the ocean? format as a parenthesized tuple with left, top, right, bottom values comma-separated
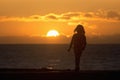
(0, 44, 120, 70)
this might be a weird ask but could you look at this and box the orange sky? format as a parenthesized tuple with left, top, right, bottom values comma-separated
(0, 0, 120, 43)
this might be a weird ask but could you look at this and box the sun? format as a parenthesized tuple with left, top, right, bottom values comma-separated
(47, 30, 59, 37)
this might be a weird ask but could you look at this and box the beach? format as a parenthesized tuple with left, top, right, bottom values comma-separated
(0, 68, 120, 80)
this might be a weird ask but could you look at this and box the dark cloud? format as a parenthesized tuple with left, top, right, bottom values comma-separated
(33, 16, 39, 19)
(84, 13, 93, 17)
(106, 11, 120, 20)
(30, 15, 41, 19)
(83, 10, 120, 21)
(87, 34, 120, 44)
(45, 14, 57, 20)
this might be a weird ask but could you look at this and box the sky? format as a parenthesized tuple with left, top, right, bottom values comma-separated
(0, 0, 120, 44)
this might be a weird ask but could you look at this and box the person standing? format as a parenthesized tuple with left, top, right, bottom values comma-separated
(68, 24, 87, 71)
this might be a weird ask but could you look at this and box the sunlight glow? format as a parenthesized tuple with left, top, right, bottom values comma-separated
(47, 30, 59, 37)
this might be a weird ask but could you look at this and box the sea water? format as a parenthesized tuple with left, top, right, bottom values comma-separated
(0, 44, 120, 70)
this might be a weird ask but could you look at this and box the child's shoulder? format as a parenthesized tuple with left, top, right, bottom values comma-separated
(73, 33, 77, 37)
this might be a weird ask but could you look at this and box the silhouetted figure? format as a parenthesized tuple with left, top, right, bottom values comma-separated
(68, 24, 87, 71)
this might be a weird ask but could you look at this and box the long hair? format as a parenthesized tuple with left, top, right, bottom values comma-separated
(74, 24, 85, 34)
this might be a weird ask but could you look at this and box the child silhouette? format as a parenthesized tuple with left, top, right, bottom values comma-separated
(68, 24, 87, 71)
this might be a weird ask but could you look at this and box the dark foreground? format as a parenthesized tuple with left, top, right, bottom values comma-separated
(0, 69, 120, 80)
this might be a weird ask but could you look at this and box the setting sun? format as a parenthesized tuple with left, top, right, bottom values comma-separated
(47, 30, 59, 37)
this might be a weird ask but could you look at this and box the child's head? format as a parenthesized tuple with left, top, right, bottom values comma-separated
(74, 24, 85, 34)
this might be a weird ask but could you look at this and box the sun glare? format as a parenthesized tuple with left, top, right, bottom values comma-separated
(47, 30, 59, 37)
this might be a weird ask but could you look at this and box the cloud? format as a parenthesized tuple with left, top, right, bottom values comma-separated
(60, 12, 80, 20)
(0, 10, 120, 22)
(106, 11, 120, 20)
(84, 13, 93, 17)
(31, 15, 41, 19)
(0, 35, 70, 44)
(87, 34, 120, 44)
(1, 34, 120, 44)
(44, 13, 58, 20)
